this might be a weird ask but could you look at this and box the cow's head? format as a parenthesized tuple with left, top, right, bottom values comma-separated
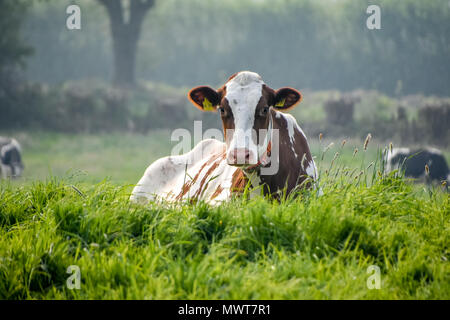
(188, 71, 302, 167)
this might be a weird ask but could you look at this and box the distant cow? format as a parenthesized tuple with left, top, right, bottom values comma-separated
(0, 137, 24, 179)
(131, 71, 318, 203)
(386, 147, 449, 184)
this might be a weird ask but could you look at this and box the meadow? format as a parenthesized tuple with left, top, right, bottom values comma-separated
(0, 131, 449, 299)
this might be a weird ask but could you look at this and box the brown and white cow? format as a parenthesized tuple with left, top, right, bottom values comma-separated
(130, 71, 318, 203)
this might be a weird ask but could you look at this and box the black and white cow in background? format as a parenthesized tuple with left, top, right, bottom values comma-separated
(386, 147, 449, 184)
(0, 137, 24, 179)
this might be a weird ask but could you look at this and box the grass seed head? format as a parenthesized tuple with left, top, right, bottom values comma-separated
(324, 142, 334, 152)
(363, 133, 372, 151)
(354, 170, 364, 181)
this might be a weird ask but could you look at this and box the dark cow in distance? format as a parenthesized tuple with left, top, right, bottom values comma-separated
(386, 147, 449, 184)
(131, 71, 318, 204)
(0, 137, 24, 179)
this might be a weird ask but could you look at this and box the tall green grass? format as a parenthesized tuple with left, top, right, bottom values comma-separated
(0, 134, 448, 299)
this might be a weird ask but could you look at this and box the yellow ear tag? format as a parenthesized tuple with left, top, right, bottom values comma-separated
(275, 98, 286, 108)
(202, 98, 215, 111)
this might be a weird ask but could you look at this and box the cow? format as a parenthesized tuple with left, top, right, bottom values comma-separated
(131, 71, 318, 204)
(0, 137, 24, 179)
(386, 147, 449, 184)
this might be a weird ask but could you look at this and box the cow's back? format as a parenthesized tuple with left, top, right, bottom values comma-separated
(387, 148, 449, 182)
(130, 139, 244, 203)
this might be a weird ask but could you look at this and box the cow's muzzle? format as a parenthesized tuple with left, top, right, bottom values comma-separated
(227, 148, 257, 166)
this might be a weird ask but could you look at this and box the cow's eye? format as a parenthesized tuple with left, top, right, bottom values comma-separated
(219, 107, 226, 116)
(260, 107, 269, 116)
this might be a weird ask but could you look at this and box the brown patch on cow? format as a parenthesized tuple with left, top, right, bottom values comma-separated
(205, 149, 226, 165)
(175, 159, 209, 200)
(230, 169, 248, 194)
(218, 99, 235, 142)
(175, 150, 226, 201)
(192, 159, 222, 200)
(211, 185, 224, 200)
(262, 84, 276, 107)
(215, 83, 236, 143)
(258, 109, 313, 198)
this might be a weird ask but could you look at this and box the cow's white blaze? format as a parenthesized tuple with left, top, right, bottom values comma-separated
(225, 71, 264, 164)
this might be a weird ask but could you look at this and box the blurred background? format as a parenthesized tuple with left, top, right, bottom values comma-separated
(1, 0, 449, 184)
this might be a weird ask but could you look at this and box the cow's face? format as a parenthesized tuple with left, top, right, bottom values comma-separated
(188, 71, 302, 167)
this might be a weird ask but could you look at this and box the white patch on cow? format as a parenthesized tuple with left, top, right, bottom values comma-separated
(291, 146, 297, 158)
(276, 112, 309, 159)
(304, 158, 321, 196)
(386, 147, 410, 173)
(285, 114, 296, 145)
(387, 147, 410, 160)
(282, 113, 307, 141)
(225, 71, 264, 164)
(426, 147, 443, 155)
(0, 138, 22, 158)
(305, 160, 318, 180)
(130, 139, 237, 204)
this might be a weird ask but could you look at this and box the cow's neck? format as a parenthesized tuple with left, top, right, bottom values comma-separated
(243, 110, 313, 197)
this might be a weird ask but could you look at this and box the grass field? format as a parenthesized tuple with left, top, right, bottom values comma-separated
(0, 131, 449, 299)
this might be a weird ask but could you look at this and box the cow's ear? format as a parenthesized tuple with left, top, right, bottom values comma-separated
(273, 87, 302, 111)
(188, 86, 220, 112)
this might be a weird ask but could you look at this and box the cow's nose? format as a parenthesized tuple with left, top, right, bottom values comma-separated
(227, 148, 254, 165)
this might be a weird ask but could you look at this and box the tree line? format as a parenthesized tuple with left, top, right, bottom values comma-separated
(1, 0, 449, 136)
(12, 0, 448, 96)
